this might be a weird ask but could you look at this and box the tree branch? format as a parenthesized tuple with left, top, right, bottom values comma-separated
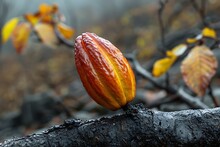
(1, 105, 220, 146)
(126, 52, 209, 109)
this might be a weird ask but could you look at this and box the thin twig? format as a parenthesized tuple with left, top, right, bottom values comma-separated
(158, 0, 171, 87)
(191, 0, 200, 12)
(126, 52, 172, 91)
(208, 85, 219, 107)
(209, 39, 220, 49)
(165, 72, 170, 87)
(126, 52, 209, 109)
(158, 0, 168, 54)
(165, 1, 190, 30)
(191, 0, 207, 27)
(178, 88, 209, 109)
(201, 0, 207, 26)
(54, 26, 75, 47)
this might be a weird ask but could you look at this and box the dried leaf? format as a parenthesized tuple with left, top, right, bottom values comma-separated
(186, 38, 197, 44)
(1, 17, 20, 43)
(24, 13, 39, 26)
(34, 23, 58, 48)
(181, 45, 218, 96)
(57, 23, 74, 39)
(39, 3, 54, 15)
(38, 4, 58, 23)
(152, 55, 177, 77)
(202, 27, 216, 39)
(167, 44, 187, 56)
(41, 15, 53, 23)
(51, 4, 58, 13)
(12, 22, 31, 54)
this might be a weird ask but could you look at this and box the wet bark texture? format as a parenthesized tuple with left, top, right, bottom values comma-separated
(1, 104, 220, 146)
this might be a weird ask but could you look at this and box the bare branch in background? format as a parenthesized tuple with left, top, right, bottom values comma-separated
(158, 0, 171, 87)
(157, 0, 168, 54)
(165, 1, 190, 30)
(191, 0, 207, 27)
(126, 52, 209, 109)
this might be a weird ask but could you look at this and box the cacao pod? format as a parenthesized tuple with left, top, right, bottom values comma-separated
(74, 32, 136, 110)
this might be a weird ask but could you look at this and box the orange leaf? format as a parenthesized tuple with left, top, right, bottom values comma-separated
(41, 15, 53, 24)
(38, 4, 58, 24)
(181, 45, 218, 96)
(12, 22, 31, 54)
(34, 23, 58, 48)
(24, 13, 39, 26)
(57, 23, 74, 39)
(152, 55, 177, 77)
(39, 3, 53, 15)
(38, 3, 58, 15)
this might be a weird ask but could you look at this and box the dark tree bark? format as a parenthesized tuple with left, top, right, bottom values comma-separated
(1, 104, 220, 146)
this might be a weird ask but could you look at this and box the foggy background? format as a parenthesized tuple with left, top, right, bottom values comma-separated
(0, 0, 155, 53)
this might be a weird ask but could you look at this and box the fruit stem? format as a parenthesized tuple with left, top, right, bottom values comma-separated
(122, 103, 134, 111)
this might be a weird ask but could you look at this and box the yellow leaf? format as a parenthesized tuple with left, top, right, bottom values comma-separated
(1, 17, 20, 43)
(12, 22, 31, 54)
(166, 51, 176, 58)
(186, 34, 203, 44)
(167, 44, 187, 56)
(202, 27, 217, 39)
(57, 23, 74, 39)
(34, 23, 58, 48)
(186, 38, 197, 44)
(24, 13, 39, 26)
(152, 56, 177, 77)
(181, 45, 218, 96)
